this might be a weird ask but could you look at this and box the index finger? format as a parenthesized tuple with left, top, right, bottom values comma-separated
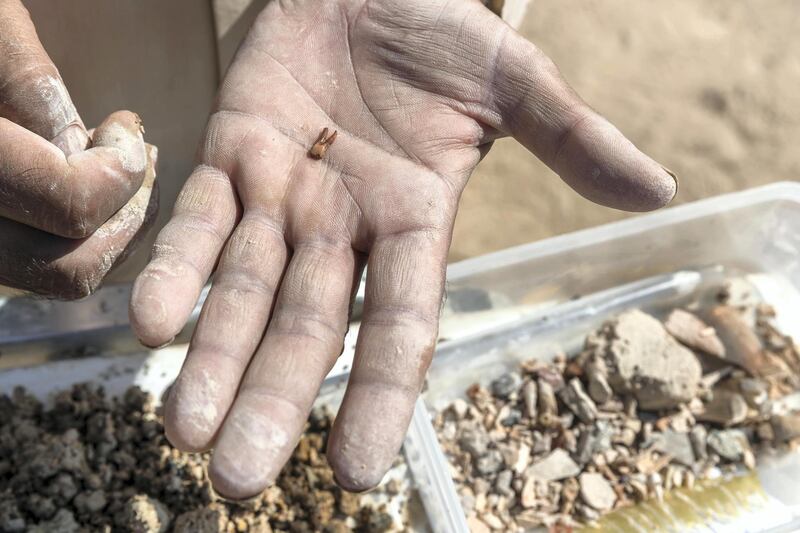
(327, 229, 448, 491)
(0, 0, 89, 153)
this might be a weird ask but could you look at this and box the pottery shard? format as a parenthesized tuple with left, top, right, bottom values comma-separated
(526, 449, 580, 482)
(585, 310, 702, 410)
(665, 309, 726, 358)
(579, 472, 617, 511)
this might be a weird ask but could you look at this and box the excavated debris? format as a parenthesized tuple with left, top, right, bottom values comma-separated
(0, 386, 406, 532)
(434, 286, 800, 531)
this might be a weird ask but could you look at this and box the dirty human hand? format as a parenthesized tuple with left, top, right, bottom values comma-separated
(0, 1, 158, 299)
(130, 0, 677, 498)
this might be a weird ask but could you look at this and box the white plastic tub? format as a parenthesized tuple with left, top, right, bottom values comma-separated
(419, 182, 800, 532)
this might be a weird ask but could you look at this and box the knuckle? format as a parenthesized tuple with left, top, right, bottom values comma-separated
(51, 259, 105, 300)
(60, 194, 102, 239)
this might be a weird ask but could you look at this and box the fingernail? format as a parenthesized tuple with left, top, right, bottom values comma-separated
(661, 165, 679, 203)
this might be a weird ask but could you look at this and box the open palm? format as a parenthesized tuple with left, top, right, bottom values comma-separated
(131, 0, 676, 499)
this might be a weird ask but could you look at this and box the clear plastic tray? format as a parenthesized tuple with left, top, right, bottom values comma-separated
(418, 182, 800, 532)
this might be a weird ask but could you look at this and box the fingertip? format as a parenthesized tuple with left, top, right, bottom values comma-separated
(92, 110, 148, 176)
(329, 455, 388, 493)
(554, 116, 679, 212)
(162, 362, 232, 453)
(163, 402, 214, 454)
(207, 404, 293, 501)
(129, 279, 181, 348)
(207, 456, 272, 501)
(327, 413, 396, 493)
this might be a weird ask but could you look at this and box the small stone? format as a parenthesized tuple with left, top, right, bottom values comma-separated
(585, 310, 702, 410)
(527, 449, 580, 482)
(771, 413, 800, 443)
(707, 305, 772, 376)
(575, 502, 600, 522)
(0, 500, 26, 533)
(649, 430, 695, 467)
(74, 490, 107, 514)
(536, 379, 559, 427)
(475, 450, 504, 476)
(450, 398, 469, 419)
(579, 472, 617, 511)
(119, 495, 171, 533)
(585, 357, 613, 404)
(173, 504, 229, 533)
(494, 470, 513, 496)
(521, 381, 538, 420)
(490, 372, 522, 399)
(531, 431, 552, 454)
(481, 513, 505, 530)
(459, 428, 490, 457)
(757, 422, 775, 442)
(697, 390, 748, 426)
(738, 378, 768, 408)
(466, 516, 491, 533)
(689, 425, 708, 461)
(500, 408, 522, 427)
(28, 510, 78, 533)
(459, 488, 476, 513)
(665, 309, 726, 358)
(559, 378, 598, 424)
(520, 476, 538, 508)
(513, 442, 531, 474)
(707, 429, 749, 462)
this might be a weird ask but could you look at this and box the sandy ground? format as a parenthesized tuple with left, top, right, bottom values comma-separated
(450, 1, 800, 261)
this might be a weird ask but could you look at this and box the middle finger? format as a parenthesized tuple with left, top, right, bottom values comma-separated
(207, 238, 357, 499)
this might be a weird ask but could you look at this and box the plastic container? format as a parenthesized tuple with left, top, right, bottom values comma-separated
(418, 182, 800, 532)
(3, 182, 800, 532)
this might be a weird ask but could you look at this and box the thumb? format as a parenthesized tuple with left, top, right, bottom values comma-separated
(0, 0, 89, 155)
(487, 22, 677, 212)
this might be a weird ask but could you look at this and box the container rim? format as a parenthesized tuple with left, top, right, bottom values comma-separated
(446, 181, 800, 281)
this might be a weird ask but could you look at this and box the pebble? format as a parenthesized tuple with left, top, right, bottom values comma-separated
(73, 490, 107, 514)
(491, 372, 522, 399)
(527, 449, 581, 482)
(697, 390, 748, 426)
(522, 380, 538, 420)
(650, 430, 696, 467)
(475, 450, 504, 476)
(579, 472, 617, 511)
(559, 378, 598, 424)
(707, 429, 749, 462)
(28, 509, 78, 533)
(119, 494, 172, 533)
(771, 413, 800, 443)
(466, 516, 491, 533)
(459, 428, 490, 457)
(585, 310, 702, 409)
(494, 470, 513, 497)
(689, 425, 708, 461)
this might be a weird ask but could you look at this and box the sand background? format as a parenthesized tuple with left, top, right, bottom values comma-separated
(450, 1, 800, 260)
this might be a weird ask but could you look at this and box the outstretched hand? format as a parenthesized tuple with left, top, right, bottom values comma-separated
(130, 0, 675, 498)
